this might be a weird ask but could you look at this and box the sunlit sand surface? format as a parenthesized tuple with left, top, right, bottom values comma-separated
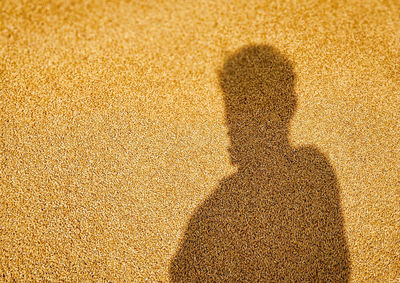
(1, 0, 399, 281)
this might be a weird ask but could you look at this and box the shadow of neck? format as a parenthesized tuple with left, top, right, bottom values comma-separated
(229, 121, 293, 170)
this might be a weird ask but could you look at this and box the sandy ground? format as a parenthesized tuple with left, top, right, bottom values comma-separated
(1, 0, 399, 281)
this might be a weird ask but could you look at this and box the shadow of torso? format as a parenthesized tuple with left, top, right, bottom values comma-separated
(170, 146, 350, 282)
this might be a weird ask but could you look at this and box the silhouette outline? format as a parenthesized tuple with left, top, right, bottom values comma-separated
(170, 45, 351, 282)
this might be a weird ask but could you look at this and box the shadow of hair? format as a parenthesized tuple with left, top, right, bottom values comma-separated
(170, 44, 351, 282)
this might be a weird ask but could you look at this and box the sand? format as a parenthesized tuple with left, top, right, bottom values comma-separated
(1, 0, 399, 281)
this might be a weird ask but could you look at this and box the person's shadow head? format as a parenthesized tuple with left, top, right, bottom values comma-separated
(218, 45, 297, 166)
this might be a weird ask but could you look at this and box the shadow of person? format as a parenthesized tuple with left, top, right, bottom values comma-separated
(170, 45, 351, 282)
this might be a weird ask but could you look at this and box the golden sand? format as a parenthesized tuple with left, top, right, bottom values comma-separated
(1, 0, 399, 281)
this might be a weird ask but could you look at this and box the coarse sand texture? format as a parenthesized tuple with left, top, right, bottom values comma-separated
(1, 0, 399, 281)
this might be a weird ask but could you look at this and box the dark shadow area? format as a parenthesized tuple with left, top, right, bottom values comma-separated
(170, 45, 350, 282)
